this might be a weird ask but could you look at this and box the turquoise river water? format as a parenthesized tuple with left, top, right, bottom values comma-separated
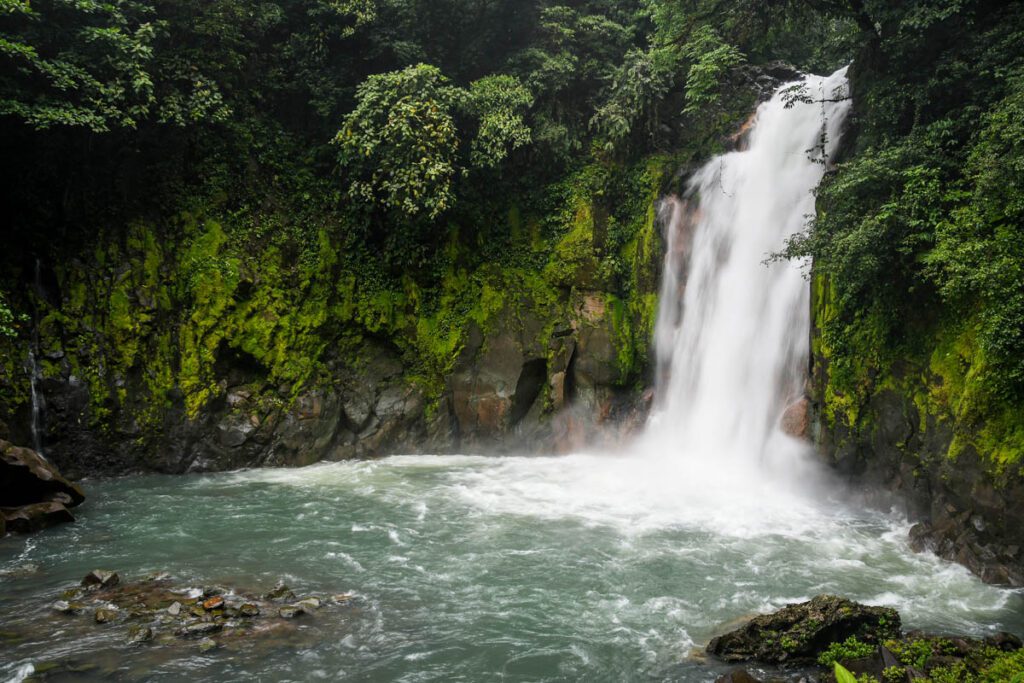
(2, 454, 1023, 682)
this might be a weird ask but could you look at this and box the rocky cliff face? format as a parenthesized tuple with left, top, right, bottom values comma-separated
(809, 273, 1024, 586)
(0, 176, 664, 477)
(1, 295, 650, 478)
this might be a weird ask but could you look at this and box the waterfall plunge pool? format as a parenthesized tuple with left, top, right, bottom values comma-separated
(2, 454, 1022, 682)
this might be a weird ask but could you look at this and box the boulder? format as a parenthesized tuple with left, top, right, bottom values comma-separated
(2, 501, 75, 533)
(264, 582, 296, 601)
(278, 605, 305, 619)
(0, 440, 84, 508)
(179, 622, 222, 638)
(126, 625, 153, 645)
(780, 398, 810, 439)
(707, 595, 901, 664)
(82, 570, 120, 589)
(93, 608, 117, 624)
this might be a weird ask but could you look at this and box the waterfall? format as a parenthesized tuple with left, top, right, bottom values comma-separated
(28, 349, 45, 458)
(28, 258, 47, 459)
(643, 67, 851, 477)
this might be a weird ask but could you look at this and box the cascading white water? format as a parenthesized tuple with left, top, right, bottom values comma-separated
(27, 348, 44, 458)
(28, 258, 47, 459)
(644, 68, 851, 481)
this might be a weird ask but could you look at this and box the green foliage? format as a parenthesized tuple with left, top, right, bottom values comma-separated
(979, 648, 1024, 683)
(0, 0, 158, 131)
(819, 637, 877, 667)
(466, 75, 533, 169)
(882, 666, 906, 683)
(0, 291, 24, 338)
(335, 63, 462, 219)
(681, 25, 745, 114)
(886, 636, 935, 670)
(792, 0, 1024, 468)
(833, 662, 859, 683)
(924, 73, 1024, 399)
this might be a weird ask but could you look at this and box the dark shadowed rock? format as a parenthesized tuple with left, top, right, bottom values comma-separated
(707, 595, 900, 664)
(2, 501, 75, 533)
(0, 440, 84, 508)
(82, 570, 120, 589)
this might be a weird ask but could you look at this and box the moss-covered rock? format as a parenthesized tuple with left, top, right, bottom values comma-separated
(707, 595, 901, 664)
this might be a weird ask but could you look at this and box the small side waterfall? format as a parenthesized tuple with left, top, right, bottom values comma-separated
(28, 258, 47, 459)
(644, 68, 851, 476)
(27, 348, 45, 457)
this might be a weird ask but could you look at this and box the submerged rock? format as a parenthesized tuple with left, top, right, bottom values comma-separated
(126, 625, 153, 645)
(278, 605, 305, 619)
(239, 603, 260, 617)
(197, 638, 219, 653)
(297, 597, 321, 611)
(50, 600, 85, 615)
(264, 582, 296, 601)
(0, 563, 41, 578)
(707, 595, 900, 664)
(93, 607, 117, 624)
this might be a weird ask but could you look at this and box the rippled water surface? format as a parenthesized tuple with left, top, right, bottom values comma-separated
(2, 454, 1022, 682)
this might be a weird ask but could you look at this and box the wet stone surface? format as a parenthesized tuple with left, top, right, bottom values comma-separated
(2, 571, 362, 681)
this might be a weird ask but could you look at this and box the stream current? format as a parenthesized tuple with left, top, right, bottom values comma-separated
(1, 458, 1023, 681)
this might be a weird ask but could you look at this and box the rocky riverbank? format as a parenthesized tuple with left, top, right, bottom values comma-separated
(3, 570, 361, 681)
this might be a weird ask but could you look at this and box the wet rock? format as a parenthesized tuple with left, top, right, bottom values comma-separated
(94, 608, 117, 624)
(82, 570, 120, 589)
(51, 600, 84, 615)
(202, 596, 224, 610)
(167, 601, 182, 616)
(716, 669, 762, 683)
(179, 622, 222, 638)
(297, 597, 321, 611)
(780, 398, 810, 439)
(331, 593, 355, 604)
(239, 603, 260, 617)
(278, 605, 305, 619)
(0, 440, 85, 509)
(265, 582, 296, 601)
(707, 595, 901, 664)
(2, 501, 75, 533)
(126, 625, 153, 645)
(197, 638, 218, 653)
(985, 631, 1023, 651)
